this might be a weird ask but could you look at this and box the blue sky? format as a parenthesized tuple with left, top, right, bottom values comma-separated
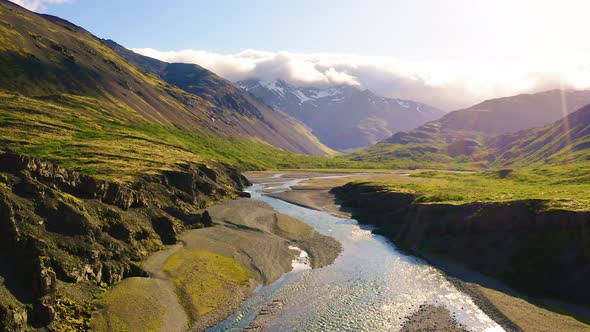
(32, 0, 588, 63)
(42, 0, 385, 53)
(14, 0, 590, 109)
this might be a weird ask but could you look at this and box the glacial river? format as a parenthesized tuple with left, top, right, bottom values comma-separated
(211, 175, 504, 331)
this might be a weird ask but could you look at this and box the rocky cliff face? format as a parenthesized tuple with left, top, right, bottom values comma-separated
(331, 183, 590, 306)
(0, 151, 249, 330)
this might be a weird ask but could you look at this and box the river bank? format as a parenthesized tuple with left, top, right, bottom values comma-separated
(90, 197, 341, 331)
(247, 171, 590, 331)
(241, 172, 496, 331)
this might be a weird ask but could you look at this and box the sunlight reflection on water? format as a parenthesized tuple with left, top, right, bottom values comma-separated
(210, 178, 504, 332)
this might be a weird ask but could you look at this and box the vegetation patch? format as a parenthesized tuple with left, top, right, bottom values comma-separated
(0, 92, 388, 181)
(162, 249, 252, 319)
(90, 278, 167, 332)
(358, 166, 590, 210)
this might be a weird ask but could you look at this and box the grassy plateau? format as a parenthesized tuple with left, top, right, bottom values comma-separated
(343, 165, 590, 211)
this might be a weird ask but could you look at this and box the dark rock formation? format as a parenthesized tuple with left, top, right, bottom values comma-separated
(237, 191, 251, 198)
(331, 182, 590, 307)
(0, 151, 248, 329)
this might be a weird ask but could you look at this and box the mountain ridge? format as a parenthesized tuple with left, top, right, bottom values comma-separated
(102, 39, 334, 156)
(441, 89, 590, 135)
(0, 0, 332, 160)
(238, 79, 444, 150)
(485, 104, 590, 167)
(350, 89, 590, 167)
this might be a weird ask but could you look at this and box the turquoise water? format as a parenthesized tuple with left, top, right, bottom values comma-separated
(210, 177, 504, 332)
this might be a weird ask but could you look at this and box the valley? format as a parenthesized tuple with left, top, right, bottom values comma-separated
(1, 0, 590, 331)
(216, 172, 590, 331)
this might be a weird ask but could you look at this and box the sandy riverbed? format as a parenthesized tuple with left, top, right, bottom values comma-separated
(91, 197, 341, 331)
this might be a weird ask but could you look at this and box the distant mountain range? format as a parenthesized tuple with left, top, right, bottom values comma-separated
(238, 79, 444, 150)
(350, 89, 590, 167)
(439, 89, 590, 135)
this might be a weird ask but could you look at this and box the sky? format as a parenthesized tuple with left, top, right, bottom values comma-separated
(11, 0, 590, 109)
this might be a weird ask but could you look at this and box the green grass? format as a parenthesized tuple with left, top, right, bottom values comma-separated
(90, 278, 168, 332)
(0, 91, 387, 181)
(5, 88, 589, 212)
(162, 249, 251, 317)
(352, 165, 590, 210)
(4, 90, 590, 212)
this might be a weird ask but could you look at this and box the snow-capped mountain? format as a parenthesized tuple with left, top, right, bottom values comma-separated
(237, 79, 444, 150)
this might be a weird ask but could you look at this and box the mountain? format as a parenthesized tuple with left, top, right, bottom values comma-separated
(441, 89, 590, 135)
(486, 104, 590, 167)
(350, 89, 590, 167)
(102, 40, 334, 156)
(0, 0, 331, 162)
(0, 1, 341, 329)
(237, 79, 444, 150)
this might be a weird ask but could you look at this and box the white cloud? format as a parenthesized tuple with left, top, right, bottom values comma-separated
(131, 47, 590, 110)
(9, 0, 68, 11)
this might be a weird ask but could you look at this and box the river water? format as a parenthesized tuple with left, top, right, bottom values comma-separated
(211, 175, 504, 332)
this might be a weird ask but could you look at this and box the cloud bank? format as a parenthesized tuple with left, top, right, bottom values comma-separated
(132, 48, 590, 110)
(10, 0, 67, 11)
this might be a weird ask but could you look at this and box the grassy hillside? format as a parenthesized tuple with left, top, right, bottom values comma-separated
(487, 105, 590, 167)
(345, 121, 485, 170)
(349, 97, 590, 171)
(0, 92, 339, 180)
(0, 0, 334, 181)
(348, 90, 590, 169)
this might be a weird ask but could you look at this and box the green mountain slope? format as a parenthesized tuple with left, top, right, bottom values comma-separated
(103, 39, 334, 157)
(487, 105, 590, 167)
(0, 2, 341, 329)
(348, 89, 590, 169)
(0, 0, 332, 181)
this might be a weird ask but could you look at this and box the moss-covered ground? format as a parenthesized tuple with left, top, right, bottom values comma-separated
(162, 249, 252, 318)
(91, 278, 173, 332)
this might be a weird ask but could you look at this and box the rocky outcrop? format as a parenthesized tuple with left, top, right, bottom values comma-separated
(0, 298, 28, 332)
(331, 182, 590, 306)
(0, 151, 249, 330)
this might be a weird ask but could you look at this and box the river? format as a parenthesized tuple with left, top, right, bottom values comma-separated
(210, 175, 505, 331)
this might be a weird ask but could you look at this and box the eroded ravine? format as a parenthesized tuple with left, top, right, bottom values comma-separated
(211, 174, 505, 332)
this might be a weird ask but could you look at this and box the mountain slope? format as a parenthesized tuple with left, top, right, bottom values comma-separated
(443, 90, 590, 135)
(238, 79, 444, 150)
(0, 2, 341, 330)
(0, 0, 331, 161)
(486, 104, 590, 167)
(104, 41, 333, 156)
(349, 89, 590, 167)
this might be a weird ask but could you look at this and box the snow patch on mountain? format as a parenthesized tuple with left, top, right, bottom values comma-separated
(396, 99, 411, 108)
(309, 87, 344, 99)
(293, 89, 311, 103)
(259, 80, 286, 97)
